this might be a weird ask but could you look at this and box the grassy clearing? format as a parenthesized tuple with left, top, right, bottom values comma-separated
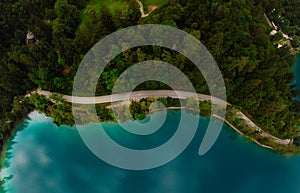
(144, 0, 168, 7)
(85, 0, 129, 13)
(81, 0, 129, 26)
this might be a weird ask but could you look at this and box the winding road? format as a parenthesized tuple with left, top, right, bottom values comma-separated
(36, 89, 291, 146)
(136, 0, 149, 18)
(37, 89, 224, 105)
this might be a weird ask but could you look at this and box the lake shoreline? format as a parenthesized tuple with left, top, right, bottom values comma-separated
(3, 110, 300, 193)
(30, 89, 297, 153)
(150, 107, 274, 150)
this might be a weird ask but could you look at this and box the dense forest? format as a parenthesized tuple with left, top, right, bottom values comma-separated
(0, 0, 299, 154)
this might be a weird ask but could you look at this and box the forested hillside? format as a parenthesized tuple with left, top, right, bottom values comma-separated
(0, 0, 299, 153)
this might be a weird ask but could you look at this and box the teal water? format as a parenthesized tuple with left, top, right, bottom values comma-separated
(2, 110, 300, 193)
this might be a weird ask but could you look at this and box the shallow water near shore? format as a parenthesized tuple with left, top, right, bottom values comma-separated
(1, 110, 300, 193)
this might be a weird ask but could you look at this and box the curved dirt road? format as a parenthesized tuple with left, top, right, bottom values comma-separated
(37, 89, 224, 105)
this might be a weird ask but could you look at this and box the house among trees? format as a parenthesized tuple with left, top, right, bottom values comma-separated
(26, 31, 37, 45)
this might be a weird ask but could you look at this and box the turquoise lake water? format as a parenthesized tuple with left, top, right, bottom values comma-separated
(2, 110, 300, 193)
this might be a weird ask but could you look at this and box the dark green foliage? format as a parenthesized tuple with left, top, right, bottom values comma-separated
(96, 104, 114, 122)
(29, 93, 74, 126)
(199, 101, 212, 116)
(130, 100, 146, 120)
(127, 0, 141, 25)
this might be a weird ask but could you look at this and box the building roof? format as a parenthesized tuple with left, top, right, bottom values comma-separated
(26, 31, 35, 40)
